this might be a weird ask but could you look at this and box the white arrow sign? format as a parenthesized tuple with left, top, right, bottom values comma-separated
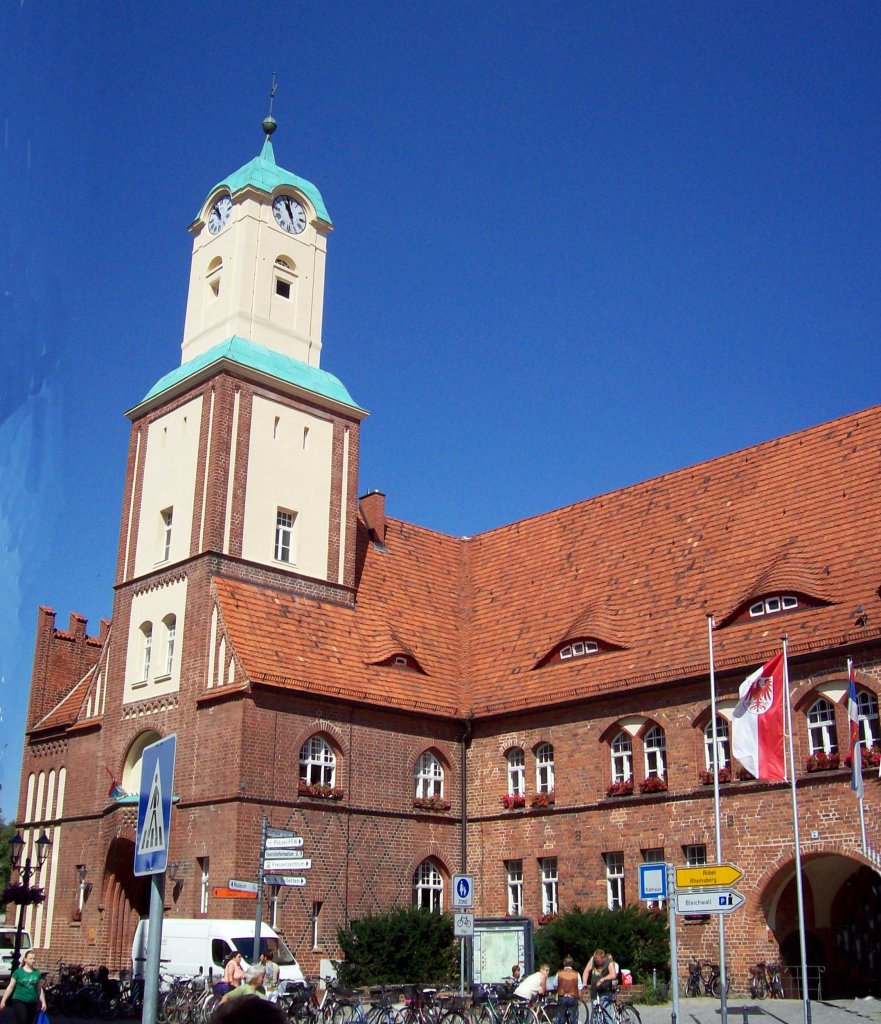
(675, 888, 745, 915)
(266, 836, 304, 850)
(228, 878, 259, 894)
(264, 875, 307, 887)
(263, 857, 312, 872)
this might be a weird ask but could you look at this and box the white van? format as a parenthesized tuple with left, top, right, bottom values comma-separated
(131, 919, 304, 985)
(0, 928, 32, 982)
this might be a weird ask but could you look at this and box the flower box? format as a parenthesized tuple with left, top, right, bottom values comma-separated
(844, 745, 881, 769)
(640, 775, 668, 795)
(606, 780, 634, 798)
(530, 790, 555, 808)
(698, 767, 731, 785)
(298, 780, 344, 800)
(806, 752, 840, 773)
(413, 796, 451, 812)
(502, 793, 526, 809)
(735, 766, 755, 781)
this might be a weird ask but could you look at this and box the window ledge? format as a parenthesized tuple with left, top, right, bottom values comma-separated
(132, 679, 149, 689)
(154, 673, 172, 683)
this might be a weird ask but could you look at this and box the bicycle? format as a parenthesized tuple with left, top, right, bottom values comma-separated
(765, 963, 786, 999)
(684, 961, 728, 999)
(590, 993, 640, 1024)
(469, 984, 537, 1024)
(748, 963, 766, 999)
(399, 985, 469, 1024)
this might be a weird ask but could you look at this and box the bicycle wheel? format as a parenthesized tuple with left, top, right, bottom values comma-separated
(617, 1005, 641, 1024)
(684, 979, 700, 999)
(507, 1003, 539, 1024)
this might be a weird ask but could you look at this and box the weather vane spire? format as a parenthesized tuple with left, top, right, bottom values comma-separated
(263, 73, 278, 138)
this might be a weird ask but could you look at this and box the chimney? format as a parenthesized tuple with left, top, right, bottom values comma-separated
(360, 490, 386, 546)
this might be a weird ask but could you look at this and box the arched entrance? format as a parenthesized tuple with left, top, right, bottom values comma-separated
(764, 853, 880, 998)
(103, 837, 149, 970)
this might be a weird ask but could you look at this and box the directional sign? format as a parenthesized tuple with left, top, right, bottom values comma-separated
(213, 887, 257, 900)
(454, 913, 474, 937)
(266, 826, 298, 839)
(263, 857, 312, 872)
(134, 734, 177, 876)
(452, 873, 474, 909)
(264, 875, 308, 887)
(639, 863, 667, 901)
(266, 836, 304, 850)
(675, 863, 743, 889)
(229, 879, 259, 894)
(675, 889, 745, 915)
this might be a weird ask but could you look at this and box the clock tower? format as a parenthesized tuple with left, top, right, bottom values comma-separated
(181, 117, 332, 368)
(114, 122, 367, 715)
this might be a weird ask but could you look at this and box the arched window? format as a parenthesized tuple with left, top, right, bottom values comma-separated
(807, 698, 838, 754)
(299, 736, 336, 787)
(413, 859, 443, 912)
(703, 717, 730, 770)
(610, 732, 633, 782)
(535, 742, 554, 794)
(856, 690, 881, 747)
(206, 256, 223, 298)
(121, 730, 162, 794)
(162, 615, 176, 676)
(506, 748, 525, 796)
(140, 622, 153, 681)
(644, 725, 667, 778)
(415, 752, 443, 799)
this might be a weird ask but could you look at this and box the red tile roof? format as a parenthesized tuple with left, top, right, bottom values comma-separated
(32, 669, 95, 733)
(215, 404, 881, 720)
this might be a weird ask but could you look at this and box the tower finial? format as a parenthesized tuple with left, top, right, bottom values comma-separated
(262, 73, 278, 138)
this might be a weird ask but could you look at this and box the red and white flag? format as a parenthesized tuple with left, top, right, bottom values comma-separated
(732, 653, 786, 781)
(847, 661, 864, 798)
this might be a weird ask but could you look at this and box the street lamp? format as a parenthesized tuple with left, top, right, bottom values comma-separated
(9, 829, 52, 972)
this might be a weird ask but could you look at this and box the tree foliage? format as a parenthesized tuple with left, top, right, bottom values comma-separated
(534, 906, 669, 983)
(0, 816, 17, 912)
(336, 907, 458, 987)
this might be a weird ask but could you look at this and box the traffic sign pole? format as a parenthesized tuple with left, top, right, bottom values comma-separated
(253, 814, 267, 963)
(667, 864, 679, 1024)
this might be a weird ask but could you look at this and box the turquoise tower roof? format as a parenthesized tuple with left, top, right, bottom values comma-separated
(139, 336, 364, 414)
(200, 138, 332, 225)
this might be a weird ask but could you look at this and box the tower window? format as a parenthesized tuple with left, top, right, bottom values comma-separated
(139, 623, 153, 683)
(160, 507, 173, 562)
(274, 508, 297, 563)
(207, 257, 222, 298)
(275, 279, 291, 299)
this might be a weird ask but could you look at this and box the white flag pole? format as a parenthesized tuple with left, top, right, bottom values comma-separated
(847, 658, 868, 852)
(707, 615, 728, 1024)
(782, 637, 811, 1024)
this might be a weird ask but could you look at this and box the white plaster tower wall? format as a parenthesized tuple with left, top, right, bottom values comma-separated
(241, 394, 333, 579)
(133, 396, 202, 577)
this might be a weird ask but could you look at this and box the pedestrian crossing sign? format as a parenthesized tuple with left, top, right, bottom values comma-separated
(134, 734, 176, 876)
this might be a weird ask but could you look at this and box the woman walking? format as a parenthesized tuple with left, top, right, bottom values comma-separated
(0, 949, 48, 1024)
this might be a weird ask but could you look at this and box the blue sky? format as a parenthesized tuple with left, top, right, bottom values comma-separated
(1, 2, 880, 818)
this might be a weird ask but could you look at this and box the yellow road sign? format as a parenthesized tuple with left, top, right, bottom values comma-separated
(675, 862, 743, 889)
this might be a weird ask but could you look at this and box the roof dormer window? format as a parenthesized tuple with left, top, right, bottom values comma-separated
(749, 595, 799, 618)
(560, 640, 599, 661)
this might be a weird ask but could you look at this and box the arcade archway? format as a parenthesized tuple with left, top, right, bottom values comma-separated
(102, 837, 149, 970)
(764, 853, 880, 998)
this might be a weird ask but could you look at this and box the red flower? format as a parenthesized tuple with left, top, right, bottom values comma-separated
(530, 790, 556, 808)
(298, 780, 344, 799)
(640, 775, 668, 794)
(413, 796, 451, 811)
(606, 780, 634, 798)
(502, 793, 526, 809)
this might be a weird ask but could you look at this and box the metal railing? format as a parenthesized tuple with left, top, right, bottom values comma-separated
(783, 965, 826, 1001)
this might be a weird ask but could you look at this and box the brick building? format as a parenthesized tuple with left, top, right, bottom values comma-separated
(11, 125, 881, 997)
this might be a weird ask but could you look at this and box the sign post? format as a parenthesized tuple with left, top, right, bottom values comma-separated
(134, 734, 176, 1024)
(451, 875, 474, 998)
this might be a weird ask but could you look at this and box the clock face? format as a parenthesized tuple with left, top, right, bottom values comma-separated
(207, 195, 232, 235)
(272, 195, 307, 235)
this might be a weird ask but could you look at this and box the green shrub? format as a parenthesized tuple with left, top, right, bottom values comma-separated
(533, 906, 669, 981)
(336, 907, 458, 987)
